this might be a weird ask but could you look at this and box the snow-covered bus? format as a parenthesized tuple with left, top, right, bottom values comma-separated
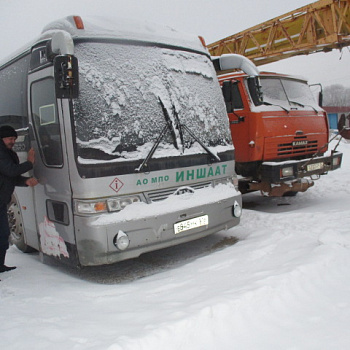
(0, 16, 242, 267)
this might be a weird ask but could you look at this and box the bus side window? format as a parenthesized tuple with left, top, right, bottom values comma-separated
(222, 80, 244, 113)
(31, 78, 63, 166)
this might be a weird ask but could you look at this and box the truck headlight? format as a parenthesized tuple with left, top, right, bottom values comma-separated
(332, 156, 341, 166)
(281, 166, 293, 178)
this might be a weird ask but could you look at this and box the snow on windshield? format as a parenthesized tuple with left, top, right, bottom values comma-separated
(72, 42, 232, 164)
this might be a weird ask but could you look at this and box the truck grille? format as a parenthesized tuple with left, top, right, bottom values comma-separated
(277, 139, 318, 156)
(264, 136, 319, 159)
(145, 181, 212, 202)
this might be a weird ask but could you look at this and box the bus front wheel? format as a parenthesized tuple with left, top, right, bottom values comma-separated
(7, 200, 35, 253)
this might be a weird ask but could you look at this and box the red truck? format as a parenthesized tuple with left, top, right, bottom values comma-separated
(212, 54, 343, 196)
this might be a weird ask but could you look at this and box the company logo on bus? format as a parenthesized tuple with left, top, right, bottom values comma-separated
(174, 186, 195, 196)
(109, 177, 124, 193)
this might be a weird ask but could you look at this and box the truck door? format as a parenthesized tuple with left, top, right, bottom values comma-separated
(28, 67, 75, 262)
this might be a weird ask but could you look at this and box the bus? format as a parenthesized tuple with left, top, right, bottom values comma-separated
(1, 16, 242, 267)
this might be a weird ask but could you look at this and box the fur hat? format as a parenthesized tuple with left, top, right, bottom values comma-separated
(0, 125, 18, 139)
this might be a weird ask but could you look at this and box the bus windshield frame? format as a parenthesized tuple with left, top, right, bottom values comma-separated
(70, 40, 234, 178)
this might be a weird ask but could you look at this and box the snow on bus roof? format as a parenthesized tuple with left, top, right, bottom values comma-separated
(0, 15, 208, 67)
(41, 15, 208, 54)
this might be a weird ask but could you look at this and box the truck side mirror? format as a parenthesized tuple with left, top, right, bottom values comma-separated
(222, 81, 233, 113)
(247, 76, 263, 106)
(318, 91, 323, 107)
(309, 83, 323, 107)
(54, 55, 79, 99)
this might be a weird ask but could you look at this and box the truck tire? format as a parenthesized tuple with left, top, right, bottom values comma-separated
(7, 200, 36, 253)
(283, 191, 298, 197)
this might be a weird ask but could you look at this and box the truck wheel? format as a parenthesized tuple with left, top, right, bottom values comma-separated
(7, 200, 36, 253)
(283, 191, 298, 197)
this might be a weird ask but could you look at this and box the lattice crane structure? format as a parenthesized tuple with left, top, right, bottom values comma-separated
(208, 0, 350, 66)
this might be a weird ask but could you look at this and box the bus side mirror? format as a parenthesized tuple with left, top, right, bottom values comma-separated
(247, 76, 263, 106)
(54, 55, 79, 99)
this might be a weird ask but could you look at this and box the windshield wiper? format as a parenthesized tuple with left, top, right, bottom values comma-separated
(159, 98, 183, 152)
(135, 121, 168, 173)
(289, 100, 318, 113)
(135, 98, 220, 173)
(135, 98, 182, 173)
(181, 124, 220, 162)
(263, 101, 289, 113)
(168, 99, 220, 163)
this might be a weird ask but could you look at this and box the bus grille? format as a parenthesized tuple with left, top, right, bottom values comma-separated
(145, 181, 212, 202)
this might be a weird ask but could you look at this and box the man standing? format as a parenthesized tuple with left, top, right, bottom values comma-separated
(0, 125, 38, 273)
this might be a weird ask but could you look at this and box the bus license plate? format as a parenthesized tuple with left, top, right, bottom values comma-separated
(307, 162, 323, 172)
(174, 215, 209, 234)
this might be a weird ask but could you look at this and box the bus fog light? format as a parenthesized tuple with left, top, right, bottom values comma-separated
(114, 230, 130, 250)
(233, 201, 242, 218)
(281, 166, 293, 177)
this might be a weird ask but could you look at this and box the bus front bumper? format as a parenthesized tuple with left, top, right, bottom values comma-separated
(73, 187, 242, 266)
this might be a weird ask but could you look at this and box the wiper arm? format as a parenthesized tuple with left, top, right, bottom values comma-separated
(289, 100, 304, 108)
(263, 101, 289, 113)
(135, 97, 182, 173)
(159, 98, 183, 151)
(181, 124, 221, 162)
(289, 100, 318, 113)
(135, 123, 168, 172)
(168, 100, 220, 162)
(136, 97, 220, 173)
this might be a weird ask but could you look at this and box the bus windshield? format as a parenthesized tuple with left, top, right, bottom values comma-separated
(72, 42, 232, 170)
(259, 77, 318, 109)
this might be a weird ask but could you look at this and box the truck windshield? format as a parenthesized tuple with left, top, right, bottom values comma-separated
(72, 41, 232, 175)
(259, 77, 318, 108)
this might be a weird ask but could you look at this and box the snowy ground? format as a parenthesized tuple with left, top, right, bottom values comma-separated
(1, 137, 350, 350)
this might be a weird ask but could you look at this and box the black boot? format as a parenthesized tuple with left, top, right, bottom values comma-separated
(0, 250, 16, 273)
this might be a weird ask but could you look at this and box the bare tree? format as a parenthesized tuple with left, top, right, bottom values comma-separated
(323, 84, 350, 106)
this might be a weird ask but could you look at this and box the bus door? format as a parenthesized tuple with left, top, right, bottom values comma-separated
(28, 67, 75, 262)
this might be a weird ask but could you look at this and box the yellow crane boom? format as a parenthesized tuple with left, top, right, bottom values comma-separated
(208, 0, 350, 66)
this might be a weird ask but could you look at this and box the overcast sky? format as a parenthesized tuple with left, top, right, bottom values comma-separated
(1, 0, 349, 87)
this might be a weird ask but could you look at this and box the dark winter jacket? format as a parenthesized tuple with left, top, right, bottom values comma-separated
(0, 139, 33, 207)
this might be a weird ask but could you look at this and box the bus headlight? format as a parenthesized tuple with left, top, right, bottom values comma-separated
(107, 196, 141, 212)
(75, 195, 141, 215)
(75, 201, 107, 214)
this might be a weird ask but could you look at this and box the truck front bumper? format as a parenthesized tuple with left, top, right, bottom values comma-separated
(245, 151, 342, 196)
(260, 151, 343, 183)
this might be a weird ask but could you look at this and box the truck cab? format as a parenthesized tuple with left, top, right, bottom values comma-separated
(214, 54, 343, 196)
